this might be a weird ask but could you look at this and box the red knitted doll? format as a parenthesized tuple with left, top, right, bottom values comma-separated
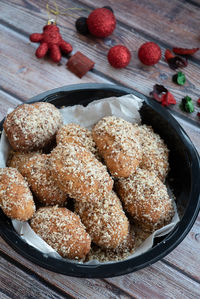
(30, 22, 72, 63)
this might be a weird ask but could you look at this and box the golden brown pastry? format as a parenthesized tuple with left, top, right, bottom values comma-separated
(56, 123, 98, 156)
(0, 167, 35, 221)
(134, 124, 169, 181)
(116, 168, 174, 232)
(75, 191, 129, 249)
(19, 154, 67, 206)
(92, 116, 142, 178)
(49, 143, 113, 202)
(7, 151, 41, 172)
(3, 102, 63, 152)
(30, 206, 91, 259)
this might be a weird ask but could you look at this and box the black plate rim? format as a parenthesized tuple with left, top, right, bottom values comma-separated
(0, 83, 200, 278)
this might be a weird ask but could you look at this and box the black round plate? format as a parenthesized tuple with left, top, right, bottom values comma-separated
(0, 83, 200, 278)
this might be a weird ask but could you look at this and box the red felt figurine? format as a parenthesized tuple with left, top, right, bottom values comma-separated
(30, 21, 72, 63)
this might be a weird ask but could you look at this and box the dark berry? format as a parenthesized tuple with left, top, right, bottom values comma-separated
(75, 17, 89, 35)
(103, 6, 114, 13)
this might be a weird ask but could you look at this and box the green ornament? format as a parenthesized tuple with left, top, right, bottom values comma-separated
(180, 96, 194, 113)
(172, 71, 186, 85)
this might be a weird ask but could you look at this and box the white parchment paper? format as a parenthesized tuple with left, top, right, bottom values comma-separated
(0, 94, 179, 264)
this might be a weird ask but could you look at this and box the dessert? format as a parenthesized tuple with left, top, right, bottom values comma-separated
(49, 143, 113, 202)
(7, 151, 41, 172)
(116, 168, 174, 232)
(0, 167, 35, 221)
(134, 124, 169, 181)
(3, 102, 63, 152)
(30, 206, 91, 259)
(19, 154, 67, 206)
(56, 123, 98, 156)
(0, 99, 176, 263)
(75, 191, 129, 249)
(92, 116, 142, 178)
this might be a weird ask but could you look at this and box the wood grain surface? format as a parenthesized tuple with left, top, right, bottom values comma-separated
(0, 0, 200, 298)
(1, 0, 200, 122)
(0, 256, 66, 299)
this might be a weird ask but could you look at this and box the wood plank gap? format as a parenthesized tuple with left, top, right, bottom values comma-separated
(0, 87, 25, 103)
(0, 292, 10, 299)
(183, 0, 200, 8)
(128, 0, 200, 9)
(75, 0, 200, 66)
(162, 259, 200, 284)
(0, 287, 14, 299)
(101, 279, 136, 299)
(0, 19, 29, 39)
(92, 69, 125, 85)
(0, 251, 74, 299)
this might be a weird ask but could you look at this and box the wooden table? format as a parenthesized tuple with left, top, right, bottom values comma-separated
(1, 1, 200, 298)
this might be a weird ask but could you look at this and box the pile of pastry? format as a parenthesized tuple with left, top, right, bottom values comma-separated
(0, 101, 174, 261)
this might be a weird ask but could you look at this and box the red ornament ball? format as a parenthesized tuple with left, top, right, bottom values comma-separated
(138, 42, 161, 66)
(108, 45, 131, 68)
(87, 8, 116, 38)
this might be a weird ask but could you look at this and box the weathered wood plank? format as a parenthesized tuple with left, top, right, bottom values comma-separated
(0, 237, 131, 299)
(0, 91, 22, 122)
(105, 260, 200, 299)
(0, 255, 66, 299)
(0, 292, 13, 299)
(165, 213, 200, 281)
(1, 0, 200, 123)
(82, 0, 200, 60)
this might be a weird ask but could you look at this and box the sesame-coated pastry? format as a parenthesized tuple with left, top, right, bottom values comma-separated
(92, 116, 142, 178)
(56, 123, 98, 156)
(3, 102, 63, 152)
(30, 206, 91, 260)
(49, 143, 113, 202)
(116, 168, 174, 232)
(20, 154, 67, 206)
(7, 151, 41, 172)
(75, 191, 129, 249)
(0, 167, 35, 221)
(134, 124, 169, 181)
